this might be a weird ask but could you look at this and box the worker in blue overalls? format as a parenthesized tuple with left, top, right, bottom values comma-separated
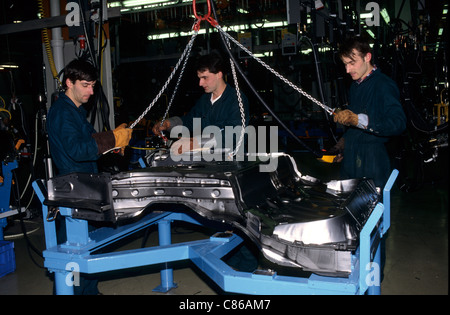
(47, 59, 132, 175)
(331, 36, 406, 189)
(331, 36, 406, 282)
(47, 59, 132, 294)
(153, 53, 257, 271)
(152, 53, 250, 154)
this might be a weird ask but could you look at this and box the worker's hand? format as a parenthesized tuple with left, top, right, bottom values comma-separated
(320, 137, 344, 163)
(333, 153, 344, 163)
(334, 109, 359, 126)
(327, 137, 345, 155)
(152, 120, 171, 136)
(170, 137, 200, 155)
(113, 124, 133, 148)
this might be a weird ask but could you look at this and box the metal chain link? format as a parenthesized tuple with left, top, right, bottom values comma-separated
(160, 33, 197, 127)
(216, 25, 335, 116)
(129, 30, 199, 129)
(130, 20, 333, 161)
(223, 35, 246, 158)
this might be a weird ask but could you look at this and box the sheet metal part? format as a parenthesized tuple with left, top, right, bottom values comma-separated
(45, 153, 380, 276)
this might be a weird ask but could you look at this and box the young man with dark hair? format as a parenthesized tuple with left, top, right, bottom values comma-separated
(153, 53, 249, 153)
(331, 36, 406, 188)
(47, 59, 132, 176)
(46, 59, 133, 295)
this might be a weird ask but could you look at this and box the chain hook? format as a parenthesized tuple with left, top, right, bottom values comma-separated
(192, 0, 217, 31)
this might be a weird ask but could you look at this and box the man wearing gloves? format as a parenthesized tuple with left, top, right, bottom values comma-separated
(332, 36, 406, 188)
(152, 53, 249, 155)
(46, 59, 132, 294)
(47, 59, 132, 176)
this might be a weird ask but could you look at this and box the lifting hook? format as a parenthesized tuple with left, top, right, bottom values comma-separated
(192, 0, 218, 31)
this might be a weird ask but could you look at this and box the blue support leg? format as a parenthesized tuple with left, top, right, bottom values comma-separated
(367, 243, 382, 295)
(54, 270, 75, 295)
(153, 219, 177, 293)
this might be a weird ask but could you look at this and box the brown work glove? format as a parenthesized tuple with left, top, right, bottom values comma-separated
(152, 120, 171, 136)
(92, 131, 115, 154)
(334, 109, 359, 126)
(92, 123, 132, 154)
(113, 123, 133, 148)
(170, 137, 200, 155)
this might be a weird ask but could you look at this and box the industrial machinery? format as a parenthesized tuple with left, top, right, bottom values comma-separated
(34, 152, 398, 294)
(29, 0, 399, 294)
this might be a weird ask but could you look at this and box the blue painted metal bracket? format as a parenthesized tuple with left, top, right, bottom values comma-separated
(32, 169, 398, 295)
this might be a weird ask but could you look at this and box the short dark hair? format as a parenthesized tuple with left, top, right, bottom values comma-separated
(338, 36, 373, 65)
(196, 53, 225, 74)
(62, 59, 98, 89)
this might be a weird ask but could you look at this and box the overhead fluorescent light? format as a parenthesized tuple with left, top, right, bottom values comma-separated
(360, 13, 373, 19)
(366, 29, 375, 38)
(108, 2, 122, 7)
(380, 8, 390, 24)
(0, 64, 19, 69)
(147, 28, 207, 40)
(146, 19, 286, 41)
(301, 48, 312, 54)
(123, 0, 167, 7)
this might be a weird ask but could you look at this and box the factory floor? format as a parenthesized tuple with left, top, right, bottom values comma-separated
(0, 151, 447, 295)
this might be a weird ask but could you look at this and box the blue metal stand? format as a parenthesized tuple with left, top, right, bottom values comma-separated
(152, 219, 178, 293)
(32, 169, 398, 295)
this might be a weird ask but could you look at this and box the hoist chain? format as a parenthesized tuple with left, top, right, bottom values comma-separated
(220, 30, 246, 158)
(160, 33, 197, 127)
(130, 1, 334, 162)
(215, 25, 335, 116)
(129, 30, 198, 129)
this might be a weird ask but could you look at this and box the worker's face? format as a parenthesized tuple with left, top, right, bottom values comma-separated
(341, 49, 373, 81)
(197, 70, 222, 94)
(66, 79, 96, 107)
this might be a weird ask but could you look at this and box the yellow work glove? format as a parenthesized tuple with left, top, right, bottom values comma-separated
(333, 109, 359, 126)
(113, 123, 133, 148)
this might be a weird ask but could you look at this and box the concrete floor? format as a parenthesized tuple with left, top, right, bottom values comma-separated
(0, 152, 447, 295)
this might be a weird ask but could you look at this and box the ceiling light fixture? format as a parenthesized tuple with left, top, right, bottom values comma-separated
(123, 0, 168, 7)
(380, 8, 390, 24)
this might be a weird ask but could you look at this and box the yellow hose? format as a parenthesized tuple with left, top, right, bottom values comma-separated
(38, 0, 63, 88)
(0, 108, 12, 120)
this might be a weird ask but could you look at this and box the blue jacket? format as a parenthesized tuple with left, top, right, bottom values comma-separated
(342, 68, 406, 187)
(47, 92, 100, 175)
(181, 84, 249, 148)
